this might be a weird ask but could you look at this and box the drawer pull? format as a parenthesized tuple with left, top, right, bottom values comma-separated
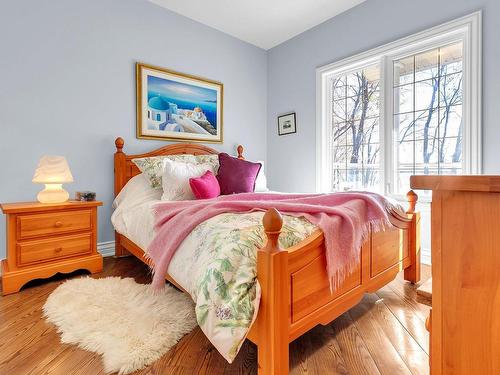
(54, 247, 63, 253)
(54, 221, 63, 228)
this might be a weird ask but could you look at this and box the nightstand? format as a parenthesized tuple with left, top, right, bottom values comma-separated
(0, 201, 103, 295)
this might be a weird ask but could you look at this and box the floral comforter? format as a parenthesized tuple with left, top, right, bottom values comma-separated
(178, 212, 316, 362)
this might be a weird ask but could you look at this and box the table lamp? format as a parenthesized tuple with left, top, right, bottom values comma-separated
(32, 156, 74, 203)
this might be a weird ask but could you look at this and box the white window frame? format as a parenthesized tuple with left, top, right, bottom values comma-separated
(316, 11, 482, 197)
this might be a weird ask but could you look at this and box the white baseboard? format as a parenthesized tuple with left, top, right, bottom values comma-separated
(421, 247, 431, 265)
(97, 241, 115, 257)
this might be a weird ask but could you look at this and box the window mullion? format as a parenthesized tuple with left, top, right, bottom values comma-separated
(381, 55, 393, 195)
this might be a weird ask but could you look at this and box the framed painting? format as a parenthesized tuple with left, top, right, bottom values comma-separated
(136, 63, 223, 143)
(277, 112, 297, 136)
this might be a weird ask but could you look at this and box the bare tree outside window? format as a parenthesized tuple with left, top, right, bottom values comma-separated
(326, 41, 467, 195)
(330, 64, 381, 191)
(393, 42, 463, 193)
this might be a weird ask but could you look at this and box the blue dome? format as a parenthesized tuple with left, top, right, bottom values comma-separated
(148, 96, 169, 111)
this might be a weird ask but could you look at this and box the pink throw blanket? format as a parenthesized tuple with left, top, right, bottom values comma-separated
(147, 192, 395, 291)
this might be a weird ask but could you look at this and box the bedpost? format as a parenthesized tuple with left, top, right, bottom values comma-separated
(237, 145, 244, 159)
(114, 137, 128, 257)
(114, 137, 125, 196)
(257, 208, 289, 375)
(406, 189, 418, 214)
(404, 190, 421, 283)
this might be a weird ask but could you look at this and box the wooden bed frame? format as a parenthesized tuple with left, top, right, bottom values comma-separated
(113, 137, 421, 375)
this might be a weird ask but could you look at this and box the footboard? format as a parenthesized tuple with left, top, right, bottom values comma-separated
(250, 191, 420, 375)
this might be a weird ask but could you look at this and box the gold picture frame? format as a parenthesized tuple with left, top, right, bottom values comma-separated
(136, 62, 223, 143)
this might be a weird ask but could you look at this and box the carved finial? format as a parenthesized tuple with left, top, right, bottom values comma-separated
(406, 190, 418, 214)
(263, 208, 283, 233)
(115, 137, 124, 153)
(237, 145, 244, 159)
(263, 208, 283, 253)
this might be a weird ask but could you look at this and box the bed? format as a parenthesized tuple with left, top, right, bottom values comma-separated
(112, 137, 421, 375)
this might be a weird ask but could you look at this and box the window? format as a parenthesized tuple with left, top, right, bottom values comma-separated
(317, 12, 481, 197)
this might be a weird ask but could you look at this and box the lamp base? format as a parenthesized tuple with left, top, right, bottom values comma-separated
(37, 184, 69, 204)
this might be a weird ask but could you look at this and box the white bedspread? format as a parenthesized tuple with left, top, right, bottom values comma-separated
(111, 198, 198, 293)
(110, 193, 317, 362)
(111, 190, 405, 362)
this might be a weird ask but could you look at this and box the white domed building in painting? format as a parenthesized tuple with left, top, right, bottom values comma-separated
(148, 96, 169, 123)
(146, 96, 210, 134)
(147, 96, 180, 131)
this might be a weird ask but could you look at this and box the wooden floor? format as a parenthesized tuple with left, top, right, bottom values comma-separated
(0, 257, 431, 375)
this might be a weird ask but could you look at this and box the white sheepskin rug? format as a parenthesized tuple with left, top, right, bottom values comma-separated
(43, 277, 196, 374)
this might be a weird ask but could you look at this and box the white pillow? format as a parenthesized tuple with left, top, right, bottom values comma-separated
(254, 161, 269, 192)
(113, 174, 162, 209)
(161, 160, 213, 201)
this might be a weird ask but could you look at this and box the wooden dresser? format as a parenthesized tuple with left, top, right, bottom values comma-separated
(1, 201, 103, 295)
(410, 176, 500, 375)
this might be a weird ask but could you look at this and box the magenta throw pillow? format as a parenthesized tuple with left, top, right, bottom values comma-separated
(189, 170, 221, 199)
(216, 153, 262, 195)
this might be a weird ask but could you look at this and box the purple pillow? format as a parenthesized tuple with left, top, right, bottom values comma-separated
(189, 170, 221, 199)
(217, 153, 262, 195)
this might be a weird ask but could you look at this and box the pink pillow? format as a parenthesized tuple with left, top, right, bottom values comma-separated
(189, 170, 221, 199)
(216, 153, 262, 195)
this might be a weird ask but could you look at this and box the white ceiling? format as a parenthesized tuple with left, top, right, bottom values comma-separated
(149, 0, 366, 50)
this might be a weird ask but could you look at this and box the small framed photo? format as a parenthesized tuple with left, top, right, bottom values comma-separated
(277, 112, 297, 136)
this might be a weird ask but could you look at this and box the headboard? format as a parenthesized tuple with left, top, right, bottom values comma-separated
(114, 137, 244, 196)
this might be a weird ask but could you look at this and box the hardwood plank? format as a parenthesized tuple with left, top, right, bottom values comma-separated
(40, 346, 105, 375)
(0, 322, 60, 374)
(375, 286, 429, 354)
(182, 330, 227, 375)
(349, 294, 429, 375)
(224, 340, 257, 375)
(289, 325, 313, 374)
(348, 297, 412, 375)
(0, 315, 52, 364)
(290, 324, 349, 375)
(143, 328, 206, 371)
(397, 350, 430, 375)
(387, 276, 431, 323)
(330, 312, 382, 375)
(361, 293, 429, 375)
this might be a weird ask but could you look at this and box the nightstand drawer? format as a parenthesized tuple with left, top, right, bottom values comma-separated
(17, 233, 92, 266)
(17, 210, 91, 239)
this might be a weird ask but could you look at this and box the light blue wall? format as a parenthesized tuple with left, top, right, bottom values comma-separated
(0, 0, 267, 259)
(267, 0, 499, 192)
